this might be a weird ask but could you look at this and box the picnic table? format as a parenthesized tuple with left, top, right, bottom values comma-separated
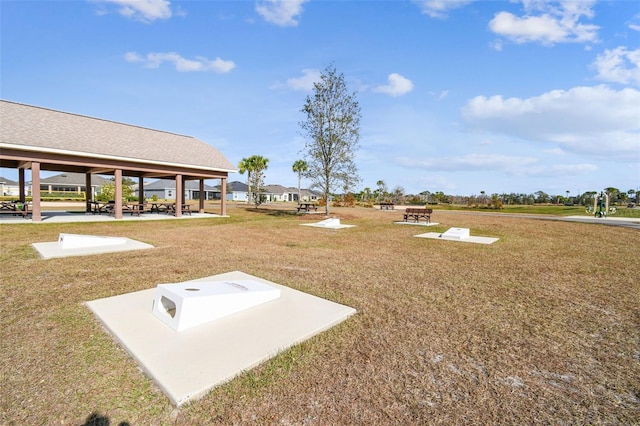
(89, 201, 113, 215)
(379, 202, 395, 210)
(0, 201, 30, 218)
(168, 203, 192, 215)
(124, 203, 146, 216)
(150, 202, 192, 215)
(150, 202, 173, 214)
(297, 202, 318, 212)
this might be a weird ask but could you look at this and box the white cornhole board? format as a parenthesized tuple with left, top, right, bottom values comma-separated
(58, 233, 127, 249)
(415, 227, 499, 245)
(32, 233, 153, 259)
(86, 271, 357, 406)
(441, 227, 470, 240)
(152, 280, 281, 332)
(301, 218, 356, 229)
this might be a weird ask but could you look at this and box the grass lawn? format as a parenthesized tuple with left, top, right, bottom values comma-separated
(1, 204, 639, 424)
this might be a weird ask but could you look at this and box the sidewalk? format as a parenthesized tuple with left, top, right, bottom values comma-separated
(0, 210, 224, 224)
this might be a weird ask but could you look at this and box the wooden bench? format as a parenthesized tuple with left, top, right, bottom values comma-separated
(403, 208, 432, 223)
(379, 202, 394, 210)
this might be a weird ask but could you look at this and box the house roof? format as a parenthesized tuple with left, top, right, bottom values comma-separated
(0, 100, 236, 175)
(263, 184, 292, 194)
(227, 181, 248, 192)
(36, 172, 111, 186)
(144, 179, 219, 191)
(0, 176, 18, 185)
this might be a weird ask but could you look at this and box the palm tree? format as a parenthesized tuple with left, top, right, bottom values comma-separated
(238, 157, 253, 204)
(292, 159, 308, 203)
(238, 155, 269, 207)
(376, 180, 387, 202)
(362, 187, 371, 202)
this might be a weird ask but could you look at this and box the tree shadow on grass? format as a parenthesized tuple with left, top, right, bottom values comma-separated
(242, 207, 301, 217)
(81, 412, 130, 426)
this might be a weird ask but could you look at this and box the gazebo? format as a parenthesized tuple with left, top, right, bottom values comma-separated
(0, 100, 236, 221)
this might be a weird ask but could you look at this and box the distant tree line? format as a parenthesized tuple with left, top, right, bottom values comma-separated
(341, 186, 638, 207)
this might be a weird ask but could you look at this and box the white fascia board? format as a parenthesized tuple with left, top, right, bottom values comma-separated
(0, 143, 238, 174)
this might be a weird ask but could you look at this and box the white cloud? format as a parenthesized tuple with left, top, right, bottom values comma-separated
(396, 155, 598, 180)
(489, 0, 599, 45)
(462, 85, 640, 160)
(124, 52, 236, 73)
(544, 147, 566, 155)
(373, 73, 414, 97)
(490, 39, 504, 51)
(592, 47, 640, 87)
(285, 69, 321, 91)
(92, 0, 173, 22)
(413, 0, 475, 19)
(255, 0, 308, 27)
(396, 153, 538, 174)
(549, 163, 598, 175)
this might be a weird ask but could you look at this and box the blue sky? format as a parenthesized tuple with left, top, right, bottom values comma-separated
(1, 0, 639, 197)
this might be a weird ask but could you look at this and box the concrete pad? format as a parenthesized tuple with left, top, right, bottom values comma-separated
(415, 232, 499, 245)
(301, 218, 356, 229)
(85, 271, 356, 406)
(32, 236, 154, 259)
(394, 221, 439, 227)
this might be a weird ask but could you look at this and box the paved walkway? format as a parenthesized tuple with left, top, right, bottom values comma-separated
(0, 210, 223, 224)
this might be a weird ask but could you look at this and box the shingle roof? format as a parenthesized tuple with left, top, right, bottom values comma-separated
(0, 100, 236, 173)
(37, 172, 111, 186)
(0, 176, 18, 185)
(144, 179, 219, 191)
(264, 184, 291, 194)
(227, 181, 248, 192)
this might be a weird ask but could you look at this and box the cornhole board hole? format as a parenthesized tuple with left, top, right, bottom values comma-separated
(415, 227, 499, 245)
(32, 233, 154, 259)
(86, 271, 357, 406)
(301, 218, 356, 229)
(152, 280, 281, 332)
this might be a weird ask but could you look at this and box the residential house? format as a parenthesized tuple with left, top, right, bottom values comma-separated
(138, 179, 221, 201)
(35, 172, 111, 198)
(225, 181, 249, 202)
(263, 184, 294, 202)
(0, 176, 20, 197)
(222, 180, 321, 203)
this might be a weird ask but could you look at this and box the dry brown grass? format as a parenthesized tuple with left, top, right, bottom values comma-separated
(1, 204, 639, 425)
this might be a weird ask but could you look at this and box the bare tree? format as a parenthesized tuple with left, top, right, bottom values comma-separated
(299, 63, 361, 215)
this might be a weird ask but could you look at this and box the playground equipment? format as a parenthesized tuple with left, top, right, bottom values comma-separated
(588, 192, 616, 218)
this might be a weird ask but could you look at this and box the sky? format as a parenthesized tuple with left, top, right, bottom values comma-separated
(1, 0, 639, 197)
